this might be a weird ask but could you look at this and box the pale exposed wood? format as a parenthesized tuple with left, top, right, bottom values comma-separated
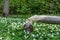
(24, 15, 60, 33)
(27, 15, 60, 24)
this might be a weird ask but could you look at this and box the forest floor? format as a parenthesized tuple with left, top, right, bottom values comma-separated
(0, 14, 60, 40)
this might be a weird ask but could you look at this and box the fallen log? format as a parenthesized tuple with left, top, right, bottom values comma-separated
(24, 15, 60, 33)
(27, 15, 60, 24)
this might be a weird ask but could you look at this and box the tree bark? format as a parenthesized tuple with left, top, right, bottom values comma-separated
(28, 15, 60, 24)
(3, 0, 9, 17)
(24, 15, 60, 33)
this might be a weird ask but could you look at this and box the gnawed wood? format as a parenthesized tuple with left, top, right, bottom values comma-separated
(28, 15, 60, 24)
(24, 15, 60, 33)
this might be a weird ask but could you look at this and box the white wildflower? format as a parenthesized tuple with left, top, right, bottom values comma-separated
(12, 33, 15, 36)
(48, 33, 51, 36)
(37, 25, 40, 27)
(24, 35, 28, 39)
(0, 37, 2, 40)
(56, 32, 59, 35)
(33, 38, 36, 40)
(43, 32, 45, 34)
(51, 34, 54, 38)
(40, 36, 42, 38)
(34, 23, 37, 25)
(32, 34, 35, 37)
(11, 22, 17, 30)
(35, 28, 38, 31)
(36, 34, 39, 37)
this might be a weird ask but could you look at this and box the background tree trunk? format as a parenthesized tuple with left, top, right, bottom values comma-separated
(3, 0, 9, 17)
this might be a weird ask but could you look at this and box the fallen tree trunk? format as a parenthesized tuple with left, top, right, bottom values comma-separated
(27, 15, 60, 24)
(24, 15, 60, 33)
